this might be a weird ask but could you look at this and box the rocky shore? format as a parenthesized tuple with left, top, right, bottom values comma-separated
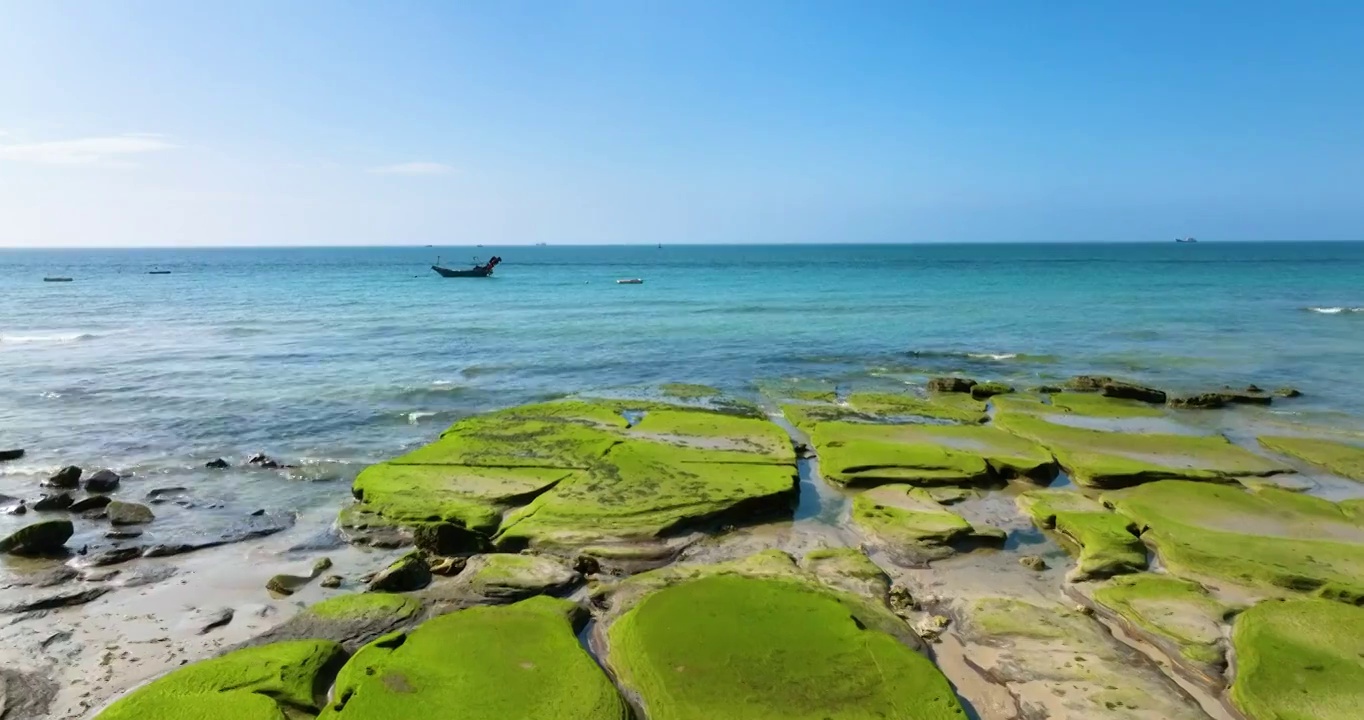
(4, 374, 1363, 719)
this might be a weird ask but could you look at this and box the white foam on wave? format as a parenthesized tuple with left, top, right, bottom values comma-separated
(0, 332, 97, 345)
(431, 380, 455, 386)
(407, 411, 438, 424)
(967, 352, 1019, 361)
(1306, 307, 1364, 315)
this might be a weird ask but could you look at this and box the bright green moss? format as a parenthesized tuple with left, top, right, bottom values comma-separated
(853, 485, 975, 550)
(846, 392, 987, 423)
(1106, 481, 1364, 600)
(1259, 435, 1364, 481)
(996, 412, 1288, 487)
(1091, 575, 1230, 667)
(608, 574, 967, 720)
(1048, 392, 1167, 418)
(811, 421, 1054, 487)
(629, 408, 794, 463)
(321, 597, 627, 720)
(1017, 490, 1147, 580)
(96, 640, 346, 720)
(353, 464, 573, 535)
(306, 593, 420, 621)
(1231, 599, 1364, 720)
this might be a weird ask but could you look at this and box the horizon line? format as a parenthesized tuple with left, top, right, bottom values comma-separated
(3, 239, 1363, 251)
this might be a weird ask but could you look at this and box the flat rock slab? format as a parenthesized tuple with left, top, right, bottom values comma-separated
(1106, 481, 1364, 602)
(318, 597, 627, 720)
(995, 412, 1289, 487)
(1258, 435, 1364, 481)
(94, 639, 346, 720)
(1017, 490, 1147, 581)
(957, 597, 1209, 720)
(807, 421, 1056, 487)
(853, 485, 1001, 565)
(248, 592, 422, 652)
(606, 572, 968, 720)
(1230, 598, 1364, 720)
(421, 553, 579, 604)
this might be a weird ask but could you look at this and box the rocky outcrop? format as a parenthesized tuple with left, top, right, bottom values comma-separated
(68, 495, 112, 513)
(32, 493, 74, 511)
(45, 466, 81, 489)
(368, 551, 432, 592)
(84, 469, 121, 493)
(0, 448, 24, 462)
(0, 519, 73, 555)
(204, 458, 229, 469)
(106, 501, 154, 525)
(927, 376, 976, 393)
(969, 381, 1013, 399)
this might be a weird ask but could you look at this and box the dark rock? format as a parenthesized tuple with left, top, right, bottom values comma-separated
(0, 449, 24, 462)
(970, 381, 1014, 400)
(45, 466, 81, 489)
(105, 529, 142, 540)
(888, 584, 916, 615)
(1100, 381, 1167, 404)
(1275, 387, 1302, 398)
(573, 554, 602, 575)
(1019, 555, 1048, 571)
(250, 508, 265, 516)
(247, 453, 281, 469)
(84, 469, 121, 493)
(1245, 385, 1264, 394)
(412, 522, 485, 555)
(1, 586, 109, 613)
(146, 487, 188, 499)
(205, 458, 230, 469)
(0, 519, 73, 555)
(1032, 385, 1064, 394)
(68, 495, 112, 513)
(107, 501, 155, 525)
(1064, 375, 1114, 392)
(183, 607, 234, 634)
(927, 377, 977, 394)
(368, 551, 431, 592)
(1170, 391, 1273, 409)
(4, 501, 26, 516)
(320, 575, 343, 589)
(32, 493, 73, 512)
(79, 547, 143, 567)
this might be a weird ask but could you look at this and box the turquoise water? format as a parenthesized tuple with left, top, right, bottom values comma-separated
(2, 242, 1363, 542)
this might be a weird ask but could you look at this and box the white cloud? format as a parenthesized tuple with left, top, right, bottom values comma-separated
(0, 135, 177, 165)
(369, 161, 454, 176)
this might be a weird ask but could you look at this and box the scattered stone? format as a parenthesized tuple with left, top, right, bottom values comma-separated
(145, 487, 187, 499)
(430, 557, 466, 576)
(32, 493, 74, 512)
(368, 551, 432, 592)
(45, 466, 81, 489)
(320, 575, 343, 589)
(266, 573, 313, 596)
(927, 376, 977, 393)
(573, 554, 601, 575)
(84, 469, 121, 493)
(1274, 387, 1302, 398)
(79, 547, 143, 567)
(888, 584, 917, 615)
(1075, 604, 1094, 616)
(249, 508, 265, 516)
(106, 501, 155, 525)
(68, 495, 112, 513)
(104, 529, 142, 540)
(0, 519, 73, 555)
(1019, 555, 1049, 571)
(4, 502, 26, 516)
(1, 586, 109, 613)
(1099, 380, 1167, 404)
(247, 453, 281, 469)
(0, 448, 24, 462)
(182, 607, 234, 634)
(969, 381, 1014, 400)
(204, 458, 230, 469)
(914, 613, 951, 640)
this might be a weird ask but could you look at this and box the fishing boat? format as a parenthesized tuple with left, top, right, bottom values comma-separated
(1175, 237, 1198, 243)
(432, 256, 502, 278)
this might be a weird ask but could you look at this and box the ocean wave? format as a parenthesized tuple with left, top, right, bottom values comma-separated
(0, 332, 97, 345)
(909, 350, 1056, 363)
(407, 411, 438, 424)
(1305, 307, 1364, 315)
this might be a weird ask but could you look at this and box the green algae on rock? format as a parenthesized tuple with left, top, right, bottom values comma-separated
(0, 518, 72, 555)
(846, 391, 987, 423)
(659, 383, 721, 400)
(810, 420, 1056, 487)
(1106, 481, 1364, 602)
(608, 573, 967, 720)
(995, 411, 1288, 487)
(1017, 490, 1147, 581)
(320, 596, 627, 720)
(95, 640, 346, 720)
(1258, 435, 1364, 481)
(799, 547, 890, 598)
(309, 592, 420, 621)
(1087, 574, 1232, 687)
(456, 553, 579, 601)
(854, 485, 1001, 563)
(1230, 599, 1364, 720)
(248, 594, 423, 652)
(960, 597, 1209, 720)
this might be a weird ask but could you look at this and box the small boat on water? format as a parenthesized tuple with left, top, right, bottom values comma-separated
(1175, 237, 1198, 243)
(432, 256, 502, 278)
(43, 277, 73, 282)
(148, 270, 172, 275)
(617, 278, 644, 285)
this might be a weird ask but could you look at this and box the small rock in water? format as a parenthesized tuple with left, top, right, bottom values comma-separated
(0, 519, 73, 555)
(928, 376, 977, 394)
(250, 508, 265, 516)
(312, 557, 333, 574)
(205, 458, 230, 469)
(1275, 386, 1302, 398)
(1019, 555, 1049, 571)
(3, 498, 27, 516)
(84, 469, 121, 493)
(266, 573, 312, 596)
(146, 487, 188, 499)
(1076, 604, 1094, 616)
(106, 501, 155, 525)
(44, 466, 81, 489)
(0, 448, 25, 462)
(68, 495, 112, 513)
(247, 453, 281, 469)
(32, 493, 74, 512)
(105, 529, 143, 540)
(368, 552, 432, 592)
(319, 575, 343, 589)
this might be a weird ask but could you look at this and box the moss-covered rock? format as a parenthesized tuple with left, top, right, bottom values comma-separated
(309, 592, 421, 621)
(927, 376, 976, 393)
(607, 573, 967, 720)
(0, 519, 73, 555)
(854, 485, 1001, 563)
(320, 596, 626, 720)
(1259, 435, 1364, 481)
(1230, 598, 1364, 720)
(248, 593, 423, 652)
(106, 500, 154, 525)
(95, 640, 346, 720)
(799, 547, 890, 598)
(969, 381, 1013, 400)
(959, 597, 1208, 719)
(1017, 490, 1147, 581)
(1088, 575, 1232, 686)
(846, 391, 988, 423)
(457, 553, 579, 601)
(1106, 481, 1364, 601)
(995, 412, 1288, 487)
(810, 421, 1056, 487)
(659, 383, 721, 400)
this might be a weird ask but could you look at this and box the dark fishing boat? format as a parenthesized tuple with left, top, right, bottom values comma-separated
(432, 256, 502, 278)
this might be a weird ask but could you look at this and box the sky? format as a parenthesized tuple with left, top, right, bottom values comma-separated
(2, 1, 1363, 247)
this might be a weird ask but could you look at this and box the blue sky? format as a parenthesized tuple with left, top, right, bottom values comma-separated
(2, 1, 1362, 246)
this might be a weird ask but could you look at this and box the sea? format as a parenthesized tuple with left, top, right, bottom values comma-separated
(2, 242, 1363, 549)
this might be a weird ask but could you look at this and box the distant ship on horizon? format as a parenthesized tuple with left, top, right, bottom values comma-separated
(1175, 237, 1198, 243)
